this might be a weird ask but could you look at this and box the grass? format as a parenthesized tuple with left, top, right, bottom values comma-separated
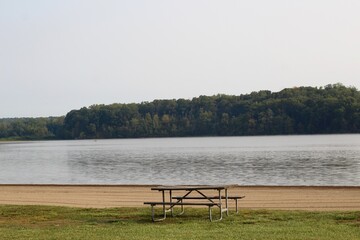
(0, 205, 359, 240)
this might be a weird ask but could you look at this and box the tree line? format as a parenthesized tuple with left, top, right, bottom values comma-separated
(1, 84, 360, 140)
(0, 117, 64, 140)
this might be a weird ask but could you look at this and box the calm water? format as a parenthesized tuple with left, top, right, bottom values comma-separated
(0, 135, 360, 186)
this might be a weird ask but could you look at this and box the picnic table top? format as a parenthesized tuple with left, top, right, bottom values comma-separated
(151, 185, 239, 191)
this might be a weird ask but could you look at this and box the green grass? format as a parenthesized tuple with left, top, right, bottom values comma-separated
(0, 205, 359, 240)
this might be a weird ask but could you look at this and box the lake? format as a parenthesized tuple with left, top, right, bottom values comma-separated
(0, 134, 359, 186)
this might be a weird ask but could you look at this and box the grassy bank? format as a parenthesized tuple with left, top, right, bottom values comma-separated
(0, 205, 359, 239)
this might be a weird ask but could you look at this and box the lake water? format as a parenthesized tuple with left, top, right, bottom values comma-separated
(0, 135, 360, 186)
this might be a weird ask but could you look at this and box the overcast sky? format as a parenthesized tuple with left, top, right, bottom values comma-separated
(1, 0, 359, 117)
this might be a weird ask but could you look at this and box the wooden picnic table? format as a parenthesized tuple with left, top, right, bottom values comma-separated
(144, 185, 244, 222)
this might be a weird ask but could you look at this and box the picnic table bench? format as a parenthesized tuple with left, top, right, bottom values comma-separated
(144, 185, 244, 222)
(171, 195, 245, 213)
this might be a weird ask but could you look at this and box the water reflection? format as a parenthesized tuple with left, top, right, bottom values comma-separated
(0, 135, 359, 185)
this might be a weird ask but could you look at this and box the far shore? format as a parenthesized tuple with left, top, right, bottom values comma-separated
(1, 185, 359, 211)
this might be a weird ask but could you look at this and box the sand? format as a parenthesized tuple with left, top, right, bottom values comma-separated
(0, 185, 359, 211)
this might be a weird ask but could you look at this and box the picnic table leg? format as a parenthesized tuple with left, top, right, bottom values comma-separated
(178, 190, 193, 216)
(169, 190, 173, 217)
(151, 204, 155, 221)
(218, 189, 223, 221)
(162, 190, 166, 218)
(180, 199, 185, 215)
(150, 203, 167, 222)
(225, 189, 229, 216)
(235, 198, 238, 213)
(149, 190, 168, 222)
(162, 190, 165, 210)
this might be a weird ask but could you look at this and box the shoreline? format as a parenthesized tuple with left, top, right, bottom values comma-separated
(1, 184, 360, 188)
(1, 185, 359, 211)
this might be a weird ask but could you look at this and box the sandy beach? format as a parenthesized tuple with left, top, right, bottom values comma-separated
(0, 185, 359, 211)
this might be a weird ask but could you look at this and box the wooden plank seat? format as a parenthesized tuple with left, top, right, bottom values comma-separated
(144, 201, 218, 222)
(172, 196, 245, 213)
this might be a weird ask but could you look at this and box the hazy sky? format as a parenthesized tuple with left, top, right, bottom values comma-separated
(1, 0, 359, 117)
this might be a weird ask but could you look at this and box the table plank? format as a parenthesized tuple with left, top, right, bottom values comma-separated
(151, 185, 238, 191)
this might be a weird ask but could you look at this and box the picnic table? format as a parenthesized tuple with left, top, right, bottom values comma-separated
(144, 185, 244, 222)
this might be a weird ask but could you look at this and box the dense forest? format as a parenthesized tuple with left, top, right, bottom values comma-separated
(0, 117, 64, 140)
(1, 84, 360, 140)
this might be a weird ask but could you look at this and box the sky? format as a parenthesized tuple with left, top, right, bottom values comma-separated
(1, 0, 360, 118)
